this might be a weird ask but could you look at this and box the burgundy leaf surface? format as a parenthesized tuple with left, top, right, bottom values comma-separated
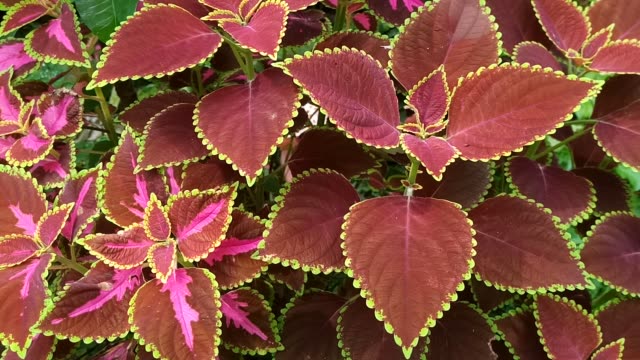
(572, 168, 630, 213)
(315, 31, 391, 66)
(596, 299, 640, 359)
(588, 0, 640, 40)
(485, 0, 551, 52)
(531, 0, 590, 53)
(119, 91, 197, 133)
(513, 41, 562, 71)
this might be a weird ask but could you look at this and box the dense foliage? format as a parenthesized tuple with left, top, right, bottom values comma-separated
(0, 0, 639, 359)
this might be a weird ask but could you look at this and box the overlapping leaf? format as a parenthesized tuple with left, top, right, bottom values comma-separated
(592, 339, 625, 360)
(404, 68, 450, 131)
(588, 0, 640, 40)
(590, 40, 640, 74)
(0, 40, 37, 77)
(57, 167, 100, 241)
(30, 141, 75, 188)
(485, 0, 551, 52)
(0, 0, 50, 35)
(315, 31, 390, 66)
(401, 135, 458, 180)
(572, 168, 630, 214)
(1, 333, 55, 360)
(118, 91, 197, 133)
(0, 165, 46, 237)
(513, 41, 562, 71)
(596, 299, 640, 359)
(532, 0, 591, 54)
(282, 9, 325, 47)
(494, 307, 549, 360)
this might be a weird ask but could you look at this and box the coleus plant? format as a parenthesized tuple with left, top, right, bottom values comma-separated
(0, 0, 639, 358)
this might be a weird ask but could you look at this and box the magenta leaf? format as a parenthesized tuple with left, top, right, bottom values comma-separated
(596, 299, 640, 359)
(79, 225, 155, 268)
(39, 263, 142, 340)
(35, 203, 73, 247)
(5, 120, 55, 167)
(532, 0, 590, 54)
(0, 2, 50, 35)
(30, 141, 75, 188)
(261, 169, 360, 272)
(0, 234, 38, 269)
(57, 166, 100, 241)
(148, 240, 177, 283)
(88, 4, 223, 88)
(582, 26, 613, 59)
(342, 195, 474, 352)
(119, 91, 197, 133)
(589, 40, 640, 74)
(0, 164, 47, 237)
(0, 40, 37, 77)
(36, 89, 82, 138)
(513, 41, 563, 71)
(220, 289, 276, 348)
(282, 49, 400, 148)
(401, 135, 459, 180)
(315, 31, 391, 66)
(130, 268, 220, 360)
(194, 68, 300, 181)
(0, 69, 22, 125)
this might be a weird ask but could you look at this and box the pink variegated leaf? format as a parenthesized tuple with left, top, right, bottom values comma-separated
(148, 240, 177, 283)
(314, 31, 391, 66)
(582, 26, 613, 59)
(0, 70, 22, 124)
(194, 68, 300, 182)
(30, 141, 75, 188)
(88, 4, 223, 89)
(164, 166, 183, 195)
(353, 12, 377, 31)
(143, 193, 171, 241)
(119, 91, 197, 133)
(57, 166, 100, 241)
(36, 89, 82, 138)
(25, 3, 89, 67)
(0, 234, 38, 269)
(0, 253, 54, 355)
(101, 131, 167, 228)
(220, 289, 279, 353)
(138, 103, 208, 170)
(79, 225, 155, 269)
(39, 263, 142, 340)
(404, 68, 450, 130)
(0, 40, 37, 77)
(0, 1, 51, 35)
(168, 185, 236, 261)
(206, 237, 261, 264)
(401, 135, 459, 180)
(6, 119, 54, 167)
(532, 0, 591, 54)
(513, 41, 563, 71)
(590, 40, 640, 74)
(35, 203, 73, 248)
(0, 164, 47, 237)
(2, 333, 55, 360)
(130, 268, 220, 360)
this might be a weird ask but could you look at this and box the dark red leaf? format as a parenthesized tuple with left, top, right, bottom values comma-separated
(2, 333, 55, 360)
(591, 339, 625, 360)
(532, 0, 590, 54)
(582, 26, 613, 59)
(315, 31, 391, 66)
(513, 41, 562, 71)
(353, 12, 377, 31)
(284, 0, 319, 11)
(119, 91, 197, 133)
(365, 0, 420, 25)
(282, 10, 325, 47)
(588, 0, 640, 40)
(470, 278, 516, 313)
(485, 0, 551, 52)
(572, 168, 630, 214)
(181, 158, 242, 192)
(0, 2, 49, 35)
(404, 67, 449, 129)
(593, 103, 640, 171)
(570, 130, 608, 168)
(593, 74, 640, 118)
(80, 225, 154, 268)
(495, 307, 549, 360)
(401, 135, 458, 180)
(590, 40, 640, 74)
(0, 234, 38, 268)
(145, 0, 210, 17)
(267, 264, 305, 293)
(596, 299, 640, 359)
(143, 194, 171, 241)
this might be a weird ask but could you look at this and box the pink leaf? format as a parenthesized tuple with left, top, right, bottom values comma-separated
(0, 40, 37, 77)
(221, 291, 268, 340)
(162, 269, 199, 350)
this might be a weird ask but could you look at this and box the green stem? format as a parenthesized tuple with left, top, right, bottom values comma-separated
(242, 50, 255, 81)
(55, 254, 88, 275)
(178, 254, 193, 268)
(224, 34, 256, 81)
(565, 119, 599, 126)
(532, 126, 594, 160)
(526, 141, 542, 158)
(567, 59, 574, 75)
(599, 156, 613, 169)
(334, 0, 349, 31)
(194, 65, 205, 97)
(404, 156, 420, 197)
(93, 87, 117, 143)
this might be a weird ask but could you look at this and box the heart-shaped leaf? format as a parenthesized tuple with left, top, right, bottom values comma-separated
(315, 31, 391, 66)
(390, 0, 500, 89)
(88, 4, 222, 88)
(446, 64, 597, 160)
(596, 299, 640, 359)
(129, 268, 221, 360)
(588, 0, 640, 41)
(581, 212, 640, 295)
(468, 195, 586, 292)
(79, 225, 155, 269)
(261, 169, 360, 273)
(494, 306, 549, 360)
(119, 91, 197, 133)
(485, 0, 551, 53)
(57, 166, 100, 241)
(282, 48, 400, 148)
(590, 40, 640, 74)
(513, 41, 562, 71)
(401, 135, 459, 180)
(572, 168, 630, 214)
(0, 40, 37, 77)
(0, 164, 47, 237)
(342, 195, 474, 352)
(532, 0, 591, 54)
(506, 156, 595, 224)
(39, 263, 142, 341)
(0, 1, 50, 35)
(591, 339, 625, 360)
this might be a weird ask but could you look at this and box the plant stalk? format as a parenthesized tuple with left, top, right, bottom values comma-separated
(334, 0, 349, 31)
(532, 126, 594, 160)
(55, 253, 88, 275)
(93, 87, 117, 143)
(404, 156, 420, 197)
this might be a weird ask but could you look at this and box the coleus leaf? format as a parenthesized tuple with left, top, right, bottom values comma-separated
(284, 0, 319, 11)
(0, 234, 38, 269)
(513, 41, 563, 71)
(365, 0, 418, 26)
(24, 3, 90, 67)
(261, 169, 360, 273)
(100, 131, 167, 228)
(79, 225, 155, 269)
(220, 0, 289, 59)
(0, 1, 51, 36)
(342, 195, 474, 353)
(314, 31, 391, 66)
(587, 72, 636, 129)
(404, 67, 450, 131)
(143, 193, 171, 241)
(30, 141, 76, 189)
(581, 212, 640, 295)
(278, 292, 345, 360)
(401, 135, 459, 180)
(593, 100, 640, 170)
(129, 268, 221, 360)
(531, 0, 591, 55)
(506, 156, 595, 224)
(195, 68, 300, 182)
(485, 0, 551, 53)
(148, 240, 177, 282)
(468, 195, 586, 292)
(36, 89, 82, 138)
(88, 4, 223, 89)
(0, 69, 22, 126)
(220, 289, 280, 354)
(0, 164, 47, 237)
(0, 40, 37, 77)
(588, 0, 640, 41)
(266, 264, 305, 294)
(35, 203, 73, 247)
(118, 91, 197, 133)
(5, 119, 55, 167)
(1, 333, 55, 360)
(591, 339, 625, 360)
(494, 306, 549, 360)
(589, 40, 640, 74)
(445, 64, 598, 161)
(181, 158, 242, 192)
(572, 168, 630, 214)
(353, 13, 377, 31)
(337, 297, 427, 360)
(470, 278, 516, 313)
(146, 0, 209, 17)
(282, 48, 400, 148)
(39, 263, 142, 341)
(168, 185, 236, 261)
(596, 299, 640, 359)
(282, 9, 325, 47)
(582, 26, 613, 59)
(390, 0, 500, 89)
(57, 166, 100, 241)
(534, 294, 602, 359)
(138, 103, 208, 170)
(0, 253, 54, 356)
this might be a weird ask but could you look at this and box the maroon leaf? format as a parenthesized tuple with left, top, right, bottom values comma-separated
(485, 0, 551, 53)
(390, 0, 500, 89)
(30, 141, 75, 189)
(5, 120, 54, 167)
(365, 0, 420, 26)
(588, 0, 640, 41)
(57, 167, 100, 241)
(261, 170, 360, 272)
(513, 41, 562, 71)
(148, 240, 177, 282)
(0, 69, 22, 128)
(282, 48, 400, 148)
(404, 67, 450, 130)
(119, 91, 197, 133)
(130, 268, 220, 360)
(220, 289, 279, 353)
(220, 0, 288, 59)
(572, 168, 630, 214)
(470, 278, 516, 313)
(591, 339, 625, 360)
(570, 131, 608, 168)
(532, 0, 590, 54)
(284, 0, 319, 11)
(353, 12, 377, 31)
(581, 213, 640, 295)
(0, 234, 38, 269)
(590, 40, 640, 74)
(146, 0, 210, 17)
(282, 9, 325, 47)
(25, 3, 89, 67)
(2, 333, 55, 360)
(446, 64, 597, 160)
(88, 4, 223, 88)
(39, 263, 142, 340)
(337, 297, 427, 360)
(582, 26, 613, 59)
(401, 135, 459, 180)
(0, 165, 47, 237)
(596, 299, 640, 359)
(0, 254, 54, 354)
(495, 307, 549, 360)
(507, 156, 595, 224)
(181, 158, 242, 192)
(288, 128, 376, 178)
(342, 195, 474, 351)
(594, 102, 640, 170)
(0, 2, 50, 35)
(195, 68, 300, 182)
(200, 0, 242, 13)
(79, 225, 155, 268)
(278, 292, 345, 360)
(266, 264, 305, 293)
(143, 193, 171, 241)
(315, 31, 391, 66)
(36, 89, 82, 138)
(0, 40, 37, 77)
(468, 195, 586, 291)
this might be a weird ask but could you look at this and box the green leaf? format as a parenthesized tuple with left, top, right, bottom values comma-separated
(75, 0, 138, 42)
